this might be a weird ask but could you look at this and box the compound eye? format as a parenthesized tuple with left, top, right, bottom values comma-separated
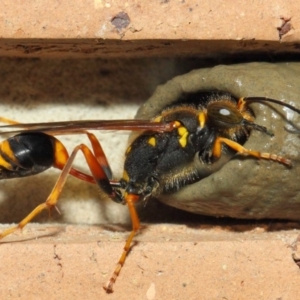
(207, 101, 243, 128)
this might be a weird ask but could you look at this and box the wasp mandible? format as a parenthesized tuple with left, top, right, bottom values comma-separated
(0, 92, 300, 293)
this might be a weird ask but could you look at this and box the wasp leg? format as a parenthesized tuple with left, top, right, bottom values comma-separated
(0, 143, 117, 240)
(104, 193, 140, 294)
(53, 131, 112, 184)
(0, 116, 19, 125)
(212, 136, 292, 166)
(83, 131, 112, 179)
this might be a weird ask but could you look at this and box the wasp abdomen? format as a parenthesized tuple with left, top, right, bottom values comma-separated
(0, 132, 55, 179)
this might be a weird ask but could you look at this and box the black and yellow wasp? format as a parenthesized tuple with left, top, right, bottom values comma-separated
(0, 92, 299, 293)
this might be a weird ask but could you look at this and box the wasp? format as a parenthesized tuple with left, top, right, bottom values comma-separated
(0, 92, 299, 293)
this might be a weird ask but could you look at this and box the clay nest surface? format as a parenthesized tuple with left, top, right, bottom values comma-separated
(136, 62, 300, 220)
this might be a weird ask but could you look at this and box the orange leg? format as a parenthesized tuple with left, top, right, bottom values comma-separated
(103, 193, 140, 293)
(0, 116, 19, 125)
(83, 131, 112, 179)
(212, 136, 291, 166)
(0, 141, 140, 292)
(53, 131, 113, 183)
(0, 142, 116, 240)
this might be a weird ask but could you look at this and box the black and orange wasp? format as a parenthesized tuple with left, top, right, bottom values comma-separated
(0, 91, 300, 293)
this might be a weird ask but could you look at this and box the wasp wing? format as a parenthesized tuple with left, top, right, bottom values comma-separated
(0, 119, 174, 135)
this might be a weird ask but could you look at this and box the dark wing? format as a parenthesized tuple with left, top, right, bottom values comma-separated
(0, 119, 175, 135)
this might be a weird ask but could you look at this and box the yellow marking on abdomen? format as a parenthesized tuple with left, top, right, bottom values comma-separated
(0, 141, 17, 170)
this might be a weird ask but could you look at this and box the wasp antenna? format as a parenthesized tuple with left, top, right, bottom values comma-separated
(242, 119, 274, 136)
(243, 97, 300, 114)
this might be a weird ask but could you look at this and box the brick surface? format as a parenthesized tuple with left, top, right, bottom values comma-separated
(0, 1, 299, 57)
(0, 0, 298, 40)
(0, 223, 300, 300)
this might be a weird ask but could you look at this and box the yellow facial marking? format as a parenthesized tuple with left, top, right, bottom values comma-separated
(148, 137, 156, 147)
